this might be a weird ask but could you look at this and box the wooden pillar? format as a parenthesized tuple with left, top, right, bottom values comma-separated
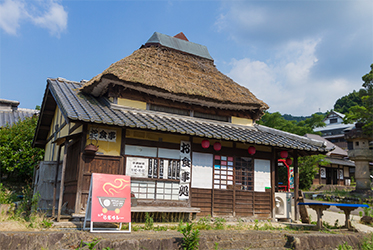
(270, 148, 276, 218)
(293, 150, 299, 221)
(75, 125, 87, 214)
(57, 143, 68, 222)
(52, 145, 62, 218)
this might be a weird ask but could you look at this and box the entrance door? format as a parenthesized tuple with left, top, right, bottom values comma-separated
(326, 168, 332, 184)
(332, 169, 338, 184)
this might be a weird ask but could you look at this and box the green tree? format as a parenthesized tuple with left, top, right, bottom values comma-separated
(298, 154, 329, 190)
(257, 112, 325, 136)
(0, 116, 44, 181)
(344, 64, 373, 135)
(334, 90, 363, 114)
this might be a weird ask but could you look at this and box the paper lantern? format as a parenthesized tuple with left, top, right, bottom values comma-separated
(201, 139, 210, 149)
(280, 150, 288, 159)
(286, 158, 292, 166)
(213, 142, 222, 151)
(248, 146, 256, 155)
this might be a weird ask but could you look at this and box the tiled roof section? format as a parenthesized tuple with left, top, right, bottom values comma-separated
(48, 78, 329, 153)
(324, 157, 355, 167)
(0, 109, 38, 127)
(304, 133, 347, 157)
(145, 32, 213, 60)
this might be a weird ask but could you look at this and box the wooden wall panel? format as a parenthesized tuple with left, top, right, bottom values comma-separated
(253, 191, 271, 217)
(191, 188, 212, 217)
(213, 189, 233, 216)
(192, 188, 271, 218)
(235, 190, 254, 217)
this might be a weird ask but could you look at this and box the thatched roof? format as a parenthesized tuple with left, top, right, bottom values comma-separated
(81, 35, 269, 112)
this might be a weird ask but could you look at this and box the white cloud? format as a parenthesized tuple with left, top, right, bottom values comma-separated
(227, 38, 351, 116)
(0, 0, 67, 37)
(0, 0, 24, 35)
(31, 2, 67, 37)
(217, 1, 371, 116)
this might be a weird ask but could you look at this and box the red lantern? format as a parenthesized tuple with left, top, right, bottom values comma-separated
(213, 142, 221, 151)
(280, 150, 288, 159)
(201, 139, 210, 149)
(248, 146, 256, 155)
(286, 158, 292, 166)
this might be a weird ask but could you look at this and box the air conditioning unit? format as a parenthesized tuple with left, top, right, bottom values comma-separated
(275, 192, 292, 220)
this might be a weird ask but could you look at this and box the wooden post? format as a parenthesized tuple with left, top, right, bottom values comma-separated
(57, 143, 68, 222)
(293, 150, 299, 221)
(52, 145, 62, 218)
(270, 148, 276, 218)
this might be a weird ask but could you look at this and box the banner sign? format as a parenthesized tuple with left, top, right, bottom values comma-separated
(90, 173, 131, 223)
(179, 141, 191, 200)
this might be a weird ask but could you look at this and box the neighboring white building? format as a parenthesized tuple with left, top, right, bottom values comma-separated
(305, 134, 355, 186)
(314, 110, 355, 150)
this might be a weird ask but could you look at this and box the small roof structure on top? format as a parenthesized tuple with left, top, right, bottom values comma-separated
(144, 32, 213, 60)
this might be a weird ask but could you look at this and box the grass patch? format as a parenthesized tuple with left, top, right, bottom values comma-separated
(0, 184, 53, 230)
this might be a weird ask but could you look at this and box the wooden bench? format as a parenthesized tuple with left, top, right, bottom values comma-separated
(298, 202, 369, 230)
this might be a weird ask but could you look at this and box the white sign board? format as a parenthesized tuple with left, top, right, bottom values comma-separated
(254, 159, 271, 192)
(125, 157, 148, 178)
(191, 152, 213, 189)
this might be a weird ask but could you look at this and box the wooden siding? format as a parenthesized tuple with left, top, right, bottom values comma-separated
(191, 188, 271, 218)
(190, 188, 212, 217)
(213, 189, 234, 216)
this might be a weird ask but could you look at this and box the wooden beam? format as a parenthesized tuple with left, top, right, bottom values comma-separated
(69, 122, 83, 134)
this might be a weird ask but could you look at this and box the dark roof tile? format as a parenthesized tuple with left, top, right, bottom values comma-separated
(44, 78, 329, 153)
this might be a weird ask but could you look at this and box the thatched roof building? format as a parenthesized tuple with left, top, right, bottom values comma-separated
(81, 32, 268, 120)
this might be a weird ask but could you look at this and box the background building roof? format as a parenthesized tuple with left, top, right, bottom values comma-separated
(0, 99, 38, 127)
(305, 133, 347, 157)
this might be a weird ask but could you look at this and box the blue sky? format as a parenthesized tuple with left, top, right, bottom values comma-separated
(0, 0, 372, 116)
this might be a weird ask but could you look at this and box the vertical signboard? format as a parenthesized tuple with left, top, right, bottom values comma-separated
(179, 141, 191, 200)
(84, 173, 131, 233)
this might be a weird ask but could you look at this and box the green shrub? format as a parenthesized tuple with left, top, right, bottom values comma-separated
(178, 222, 200, 250)
(213, 217, 226, 230)
(144, 212, 154, 230)
(195, 216, 212, 230)
(0, 183, 15, 204)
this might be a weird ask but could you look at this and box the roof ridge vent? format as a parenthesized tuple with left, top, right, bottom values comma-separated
(144, 32, 213, 60)
(174, 32, 188, 41)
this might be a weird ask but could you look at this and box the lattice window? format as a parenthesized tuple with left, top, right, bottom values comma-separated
(235, 157, 254, 191)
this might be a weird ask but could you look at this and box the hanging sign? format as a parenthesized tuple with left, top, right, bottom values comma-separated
(126, 157, 148, 178)
(179, 141, 191, 200)
(84, 173, 131, 233)
(320, 167, 326, 178)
